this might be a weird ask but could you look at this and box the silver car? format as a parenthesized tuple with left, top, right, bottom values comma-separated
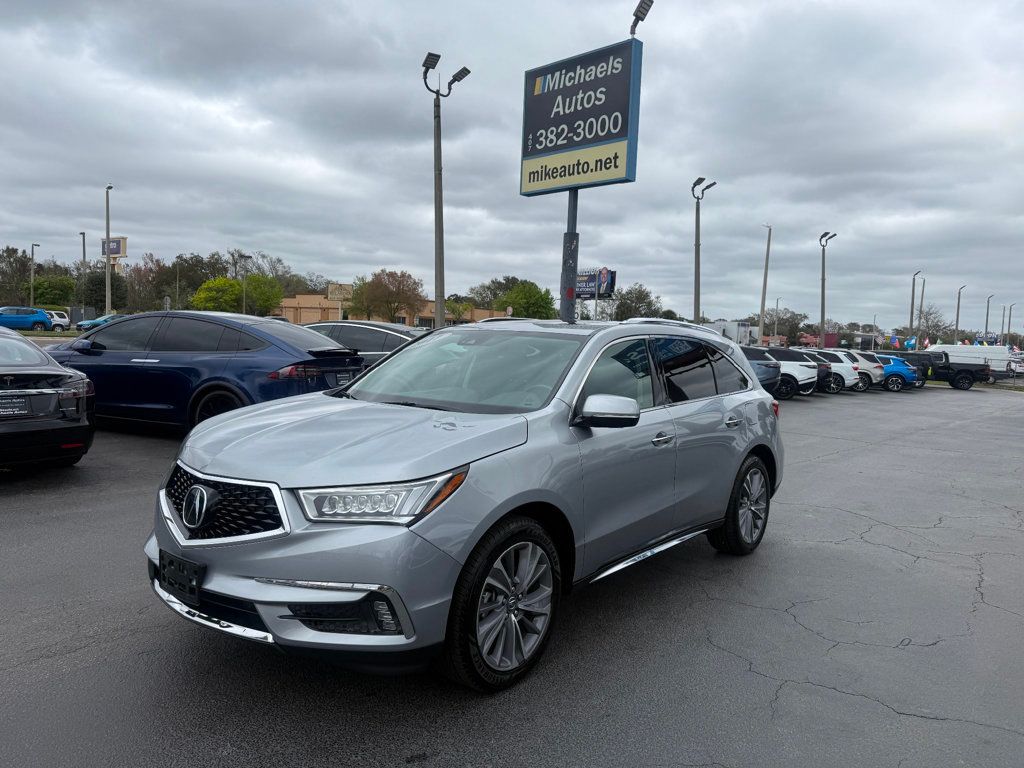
(145, 318, 783, 690)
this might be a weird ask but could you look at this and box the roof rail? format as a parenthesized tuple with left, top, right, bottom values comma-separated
(620, 317, 720, 334)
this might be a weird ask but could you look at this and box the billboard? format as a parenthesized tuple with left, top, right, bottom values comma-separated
(576, 267, 616, 299)
(101, 237, 127, 257)
(520, 38, 643, 196)
(327, 282, 353, 306)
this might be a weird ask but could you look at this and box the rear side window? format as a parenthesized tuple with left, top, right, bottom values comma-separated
(237, 331, 267, 352)
(706, 346, 749, 394)
(89, 316, 161, 351)
(652, 337, 717, 402)
(765, 348, 802, 362)
(255, 321, 342, 351)
(741, 347, 770, 361)
(860, 353, 879, 363)
(841, 352, 859, 363)
(580, 339, 655, 409)
(817, 351, 841, 363)
(381, 332, 408, 352)
(334, 326, 385, 353)
(151, 318, 225, 352)
(217, 328, 240, 352)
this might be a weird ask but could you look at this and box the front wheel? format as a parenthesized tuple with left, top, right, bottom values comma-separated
(914, 379, 926, 388)
(825, 373, 845, 394)
(708, 455, 770, 556)
(884, 374, 905, 392)
(952, 373, 974, 390)
(798, 382, 817, 396)
(441, 517, 561, 692)
(774, 376, 796, 400)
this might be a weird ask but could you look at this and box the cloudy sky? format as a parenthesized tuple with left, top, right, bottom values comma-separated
(1, 0, 1022, 332)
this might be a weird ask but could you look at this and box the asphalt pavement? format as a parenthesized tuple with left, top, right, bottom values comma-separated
(2, 386, 1023, 767)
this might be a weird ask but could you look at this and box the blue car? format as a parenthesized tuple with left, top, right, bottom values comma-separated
(0, 306, 53, 331)
(76, 313, 126, 332)
(876, 355, 918, 392)
(48, 311, 364, 426)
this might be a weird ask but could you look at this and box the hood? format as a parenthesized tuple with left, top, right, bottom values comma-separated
(179, 393, 528, 488)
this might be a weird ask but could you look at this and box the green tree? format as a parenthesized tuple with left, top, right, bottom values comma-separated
(469, 275, 522, 307)
(612, 283, 662, 321)
(32, 275, 77, 305)
(493, 281, 556, 319)
(660, 308, 680, 320)
(83, 271, 128, 312)
(348, 275, 374, 319)
(445, 299, 474, 323)
(191, 277, 242, 312)
(245, 274, 284, 316)
(365, 269, 426, 323)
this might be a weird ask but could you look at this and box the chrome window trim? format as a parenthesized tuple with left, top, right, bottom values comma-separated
(161, 460, 290, 547)
(568, 334, 662, 419)
(309, 322, 411, 341)
(152, 580, 275, 644)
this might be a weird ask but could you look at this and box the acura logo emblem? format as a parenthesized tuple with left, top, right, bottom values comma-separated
(182, 485, 211, 530)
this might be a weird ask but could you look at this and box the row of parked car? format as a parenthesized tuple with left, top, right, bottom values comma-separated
(741, 344, 992, 399)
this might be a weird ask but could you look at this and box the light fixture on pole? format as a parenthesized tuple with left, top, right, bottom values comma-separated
(984, 294, 994, 339)
(104, 184, 113, 314)
(691, 177, 716, 323)
(422, 51, 470, 330)
(954, 285, 966, 342)
(773, 296, 783, 343)
(818, 231, 837, 349)
(30, 243, 40, 306)
(630, 0, 654, 36)
(239, 253, 254, 314)
(757, 223, 772, 346)
(909, 270, 921, 340)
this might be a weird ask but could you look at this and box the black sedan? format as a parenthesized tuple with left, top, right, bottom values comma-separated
(0, 327, 95, 469)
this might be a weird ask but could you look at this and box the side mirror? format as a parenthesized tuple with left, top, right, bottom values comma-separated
(575, 394, 640, 428)
(70, 339, 97, 354)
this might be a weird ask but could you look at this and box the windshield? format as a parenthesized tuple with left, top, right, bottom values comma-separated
(345, 328, 585, 413)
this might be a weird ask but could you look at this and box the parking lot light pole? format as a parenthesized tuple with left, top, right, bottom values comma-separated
(773, 296, 783, 342)
(757, 223, 771, 345)
(691, 177, 716, 323)
(909, 270, 921, 340)
(917, 277, 926, 345)
(422, 52, 470, 330)
(985, 294, 994, 339)
(104, 184, 113, 314)
(239, 253, 254, 314)
(954, 284, 966, 342)
(999, 304, 1006, 345)
(79, 232, 87, 319)
(818, 232, 836, 349)
(30, 243, 40, 306)
(1008, 303, 1016, 348)
(871, 313, 877, 350)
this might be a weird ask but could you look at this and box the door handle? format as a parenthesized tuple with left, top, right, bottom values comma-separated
(724, 417, 742, 428)
(130, 359, 159, 363)
(651, 432, 674, 446)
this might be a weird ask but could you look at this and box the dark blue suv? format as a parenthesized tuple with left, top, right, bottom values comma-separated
(48, 311, 363, 426)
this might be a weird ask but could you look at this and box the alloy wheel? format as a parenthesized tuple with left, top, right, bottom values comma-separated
(738, 468, 768, 544)
(887, 376, 904, 392)
(826, 374, 843, 394)
(195, 391, 241, 424)
(476, 541, 553, 672)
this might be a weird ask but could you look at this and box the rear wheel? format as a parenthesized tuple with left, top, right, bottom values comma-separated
(192, 389, 243, 426)
(914, 379, 926, 388)
(884, 374, 905, 392)
(774, 375, 796, 400)
(853, 372, 871, 392)
(708, 455, 770, 556)
(441, 516, 560, 692)
(825, 373, 845, 394)
(31, 322, 45, 331)
(52, 324, 66, 332)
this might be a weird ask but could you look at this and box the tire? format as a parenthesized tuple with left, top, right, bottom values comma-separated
(852, 372, 871, 392)
(884, 374, 905, 392)
(441, 516, 561, 692)
(987, 375, 996, 385)
(191, 389, 243, 426)
(914, 379, 926, 389)
(707, 455, 770, 556)
(774, 375, 797, 400)
(31, 322, 45, 331)
(825, 373, 844, 394)
(52, 324, 66, 332)
(798, 383, 817, 396)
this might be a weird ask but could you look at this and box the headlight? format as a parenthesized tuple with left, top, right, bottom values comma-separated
(298, 468, 468, 525)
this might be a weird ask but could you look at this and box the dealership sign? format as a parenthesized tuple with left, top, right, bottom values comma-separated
(576, 267, 617, 299)
(520, 39, 643, 196)
(101, 237, 127, 257)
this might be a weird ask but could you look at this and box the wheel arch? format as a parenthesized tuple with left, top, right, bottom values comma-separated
(490, 502, 577, 594)
(187, 379, 253, 423)
(747, 444, 778, 495)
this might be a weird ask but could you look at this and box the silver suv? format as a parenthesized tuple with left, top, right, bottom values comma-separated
(146, 319, 784, 690)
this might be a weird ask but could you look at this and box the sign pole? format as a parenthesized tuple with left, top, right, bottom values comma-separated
(560, 189, 579, 324)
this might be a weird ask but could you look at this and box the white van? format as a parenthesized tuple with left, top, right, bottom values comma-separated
(928, 344, 1022, 374)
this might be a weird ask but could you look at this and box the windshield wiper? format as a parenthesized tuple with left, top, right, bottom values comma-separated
(331, 390, 358, 399)
(380, 400, 452, 411)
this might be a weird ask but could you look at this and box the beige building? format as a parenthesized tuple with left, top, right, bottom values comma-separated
(277, 293, 505, 327)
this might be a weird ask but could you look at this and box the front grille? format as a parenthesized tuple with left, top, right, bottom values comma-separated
(166, 463, 284, 540)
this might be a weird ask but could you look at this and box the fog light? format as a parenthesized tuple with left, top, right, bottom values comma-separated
(373, 600, 398, 632)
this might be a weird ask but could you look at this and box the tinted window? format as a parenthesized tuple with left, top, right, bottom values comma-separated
(89, 317, 161, 351)
(707, 346, 749, 394)
(817, 351, 841, 363)
(334, 326, 385, 353)
(741, 347, 771, 361)
(255, 321, 341, 351)
(217, 327, 240, 352)
(580, 339, 654, 409)
(0, 336, 50, 366)
(151, 318, 225, 352)
(653, 337, 717, 402)
(237, 331, 266, 352)
(841, 352, 859, 363)
(765, 347, 802, 362)
(859, 353, 880, 363)
(381, 332, 409, 352)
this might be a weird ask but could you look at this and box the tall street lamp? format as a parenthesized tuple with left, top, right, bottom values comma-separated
(239, 253, 254, 314)
(916, 277, 926, 345)
(818, 231, 837, 349)
(691, 177, 716, 323)
(30, 243, 40, 306)
(1008, 303, 1016, 348)
(757, 223, 772, 345)
(422, 52, 470, 329)
(985, 294, 994, 339)
(908, 270, 921, 340)
(104, 184, 113, 314)
(999, 304, 1006, 345)
(954, 285, 966, 342)
(773, 296, 783, 342)
(79, 232, 87, 320)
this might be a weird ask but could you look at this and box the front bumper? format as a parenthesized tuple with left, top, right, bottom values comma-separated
(146, 483, 463, 661)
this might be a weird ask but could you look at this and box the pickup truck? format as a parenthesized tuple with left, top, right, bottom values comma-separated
(893, 350, 989, 390)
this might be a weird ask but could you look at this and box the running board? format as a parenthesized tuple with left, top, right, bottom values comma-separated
(589, 528, 710, 583)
